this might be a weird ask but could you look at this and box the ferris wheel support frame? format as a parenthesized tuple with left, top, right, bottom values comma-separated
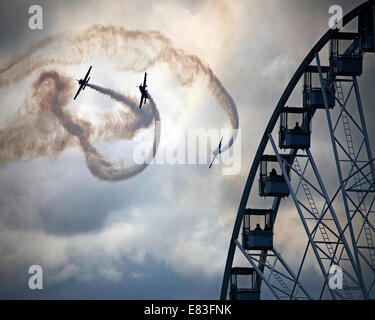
(316, 51, 370, 299)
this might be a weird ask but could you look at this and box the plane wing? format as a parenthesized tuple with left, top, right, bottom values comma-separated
(209, 153, 218, 168)
(73, 85, 83, 100)
(83, 66, 92, 83)
(218, 137, 223, 151)
(209, 138, 224, 168)
(139, 95, 144, 108)
(143, 72, 147, 88)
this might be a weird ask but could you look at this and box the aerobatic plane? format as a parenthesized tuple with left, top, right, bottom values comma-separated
(209, 137, 224, 168)
(73, 66, 92, 100)
(138, 72, 149, 108)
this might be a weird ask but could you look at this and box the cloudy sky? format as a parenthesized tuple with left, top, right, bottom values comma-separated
(0, 0, 373, 299)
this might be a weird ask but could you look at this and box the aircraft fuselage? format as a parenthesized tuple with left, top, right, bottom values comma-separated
(139, 85, 147, 95)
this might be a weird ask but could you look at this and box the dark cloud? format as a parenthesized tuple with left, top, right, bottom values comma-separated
(0, 255, 220, 299)
(0, 0, 62, 56)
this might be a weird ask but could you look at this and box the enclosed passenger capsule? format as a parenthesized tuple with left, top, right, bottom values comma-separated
(303, 66, 335, 109)
(259, 155, 291, 198)
(330, 32, 363, 76)
(242, 209, 273, 251)
(279, 107, 312, 150)
(230, 267, 260, 300)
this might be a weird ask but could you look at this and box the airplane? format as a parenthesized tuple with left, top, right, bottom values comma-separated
(209, 137, 224, 168)
(138, 72, 149, 108)
(73, 66, 92, 100)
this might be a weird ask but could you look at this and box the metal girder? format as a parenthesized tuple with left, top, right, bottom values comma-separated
(316, 51, 369, 299)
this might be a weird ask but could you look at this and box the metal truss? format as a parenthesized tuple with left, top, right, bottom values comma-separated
(316, 51, 375, 298)
(269, 134, 363, 299)
(234, 239, 311, 300)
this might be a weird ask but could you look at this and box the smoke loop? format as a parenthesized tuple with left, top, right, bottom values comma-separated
(0, 25, 238, 181)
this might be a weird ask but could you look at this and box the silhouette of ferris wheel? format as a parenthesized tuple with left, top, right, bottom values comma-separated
(221, 0, 375, 300)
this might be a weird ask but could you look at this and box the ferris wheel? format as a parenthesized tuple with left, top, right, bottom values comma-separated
(221, 0, 375, 300)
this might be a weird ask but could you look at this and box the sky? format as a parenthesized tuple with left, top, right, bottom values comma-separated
(0, 0, 374, 299)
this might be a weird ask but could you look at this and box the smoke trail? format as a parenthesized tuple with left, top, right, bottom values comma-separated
(86, 82, 161, 170)
(85, 83, 156, 141)
(2, 70, 160, 181)
(0, 25, 238, 181)
(78, 84, 160, 181)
